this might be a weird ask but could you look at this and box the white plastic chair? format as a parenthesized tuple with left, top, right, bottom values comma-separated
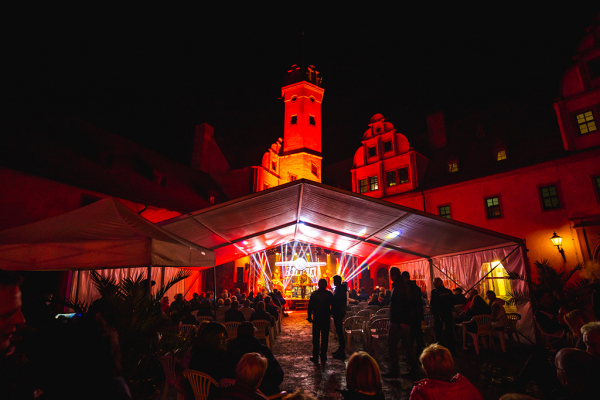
(368, 318, 390, 359)
(251, 320, 272, 349)
(223, 321, 241, 340)
(462, 314, 493, 355)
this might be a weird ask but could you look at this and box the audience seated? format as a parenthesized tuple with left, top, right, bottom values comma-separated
(189, 293, 201, 309)
(555, 347, 600, 398)
(235, 288, 243, 302)
(380, 290, 391, 307)
(189, 322, 228, 384)
(160, 297, 170, 314)
(349, 289, 359, 302)
(250, 302, 274, 327)
(264, 296, 280, 321)
(368, 292, 383, 308)
(581, 321, 600, 357)
(564, 310, 595, 350)
(240, 300, 255, 321)
(453, 288, 467, 305)
(357, 288, 369, 301)
(214, 352, 273, 400)
(225, 301, 247, 323)
(225, 322, 284, 395)
(197, 299, 216, 319)
(409, 344, 483, 400)
(461, 290, 479, 312)
(169, 293, 187, 314)
(462, 295, 491, 333)
(338, 351, 385, 399)
(180, 309, 198, 326)
(486, 290, 507, 329)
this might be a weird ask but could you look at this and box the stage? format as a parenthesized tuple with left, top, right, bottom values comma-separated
(285, 298, 310, 310)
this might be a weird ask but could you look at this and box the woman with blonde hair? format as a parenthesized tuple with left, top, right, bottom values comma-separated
(410, 344, 482, 400)
(339, 351, 385, 399)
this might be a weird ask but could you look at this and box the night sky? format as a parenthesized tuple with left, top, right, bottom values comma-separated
(5, 4, 600, 168)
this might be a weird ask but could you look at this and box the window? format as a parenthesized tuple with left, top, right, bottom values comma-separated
(496, 149, 507, 161)
(309, 115, 315, 126)
(438, 205, 451, 219)
(291, 115, 297, 125)
(291, 96, 297, 102)
(271, 161, 277, 171)
(540, 185, 560, 210)
(479, 262, 515, 310)
(576, 111, 597, 134)
(387, 170, 397, 187)
(383, 140, 392, 153)
(367, 146, 377, 158)
(448, 161, 458, 173)
(369, 175, 379, 191)
(310, 97, 315, 103)
(311, 163, 318, 178)
(398, 167, 409, 184)
(359, 178, 368, 193)
(485, 196, 502, 218)
(289, 174, 297, 182)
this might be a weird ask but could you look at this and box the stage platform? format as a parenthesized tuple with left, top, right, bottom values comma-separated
(286, 298, 309, 310)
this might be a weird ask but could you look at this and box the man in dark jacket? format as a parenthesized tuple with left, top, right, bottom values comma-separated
(331, 275, 347, 359)
(430, 277, 455, 350)
(263, 296, 279, 322)
(225, 301, 246, 323)
(307, 278, 333, 363)
(249, 302, 274, 326)
(402, 271, 425, 356)
(384, 267, 416, 378)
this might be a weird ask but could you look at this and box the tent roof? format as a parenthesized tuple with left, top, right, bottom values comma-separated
(0, 198, 215, 271)
(160, 179, 522, 266)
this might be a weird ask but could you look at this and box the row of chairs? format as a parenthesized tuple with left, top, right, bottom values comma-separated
(455, 313, 521, 355)
(182, 369, 286, 400)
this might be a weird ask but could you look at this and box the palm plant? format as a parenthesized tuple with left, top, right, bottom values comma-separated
(63, 268, 193, 399)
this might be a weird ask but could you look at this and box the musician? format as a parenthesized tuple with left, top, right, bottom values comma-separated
(299, 270, 310, 299)
(271, 270, 283, 293)
(321, 271, 331, 290)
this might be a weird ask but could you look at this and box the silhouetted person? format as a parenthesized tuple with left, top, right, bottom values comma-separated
(453, 288, 467, 305)
(555, 347, 600, 399)
(430, 277, 455, 350)
(331, 275, 347, 359)
(403, 271, 425, 356)
(225, 301, 246, 323)
(307, 278, 333, 363)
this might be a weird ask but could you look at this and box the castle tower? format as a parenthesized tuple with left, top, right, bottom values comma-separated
(279, 64, 324, 183)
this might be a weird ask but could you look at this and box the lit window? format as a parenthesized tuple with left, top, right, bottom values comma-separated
(359, 179, 368, 193)
(485, 196, 501, 218)
(383, 140, 392, 153)
(271, 161, 277, 171)
(438, 205, 451, 219)
(576, 111, 597, 134)
(290, 174, 297, 182)
(310, 97, 315, 103)
(311, 163, 318, 178)
(496, 149, 507, 161)
(398, 167, 409, 184)
(479, 262, 514, 308)
(291, 96, 297, 102)
(367, 146, 377, 158)
(540, 185, 560, 210)
(387, 170, 397, 187)
(369, 175, 378, 191)
(309, 115, 316, 126)
(291, 115, 297, 125)
(448, 161, 458, 173)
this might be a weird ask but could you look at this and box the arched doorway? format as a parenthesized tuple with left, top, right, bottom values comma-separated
(376, 266, 389, 289)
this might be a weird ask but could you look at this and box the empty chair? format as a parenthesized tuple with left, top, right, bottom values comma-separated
(462, 314, 493, 355)
(183, 369, 219, 400)
(196, 316, 214, 323)
(366, 305, 381, 313)
(375, 308, 390, 317)
(224, 321, 241, 340)
(159, 355, 183, 400)
(357, 309, 374, 321)
(491, 314, 508, 352)
(179, 324, 197, 338)
(422, 313, 436, 344)
(505, 313, 522, 343)
(368, 318, 391, 359)
(344, 316, 366, 351)
(351, 305, 361, 315)
(251, 320, 272, 349)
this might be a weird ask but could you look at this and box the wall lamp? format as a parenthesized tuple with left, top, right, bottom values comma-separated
(550, 231, 565, 261)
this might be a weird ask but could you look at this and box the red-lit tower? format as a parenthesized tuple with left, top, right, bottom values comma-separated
(279, 65, 324, 183)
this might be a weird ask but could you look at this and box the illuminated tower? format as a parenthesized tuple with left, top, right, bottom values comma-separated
(279, 65, 324, 183)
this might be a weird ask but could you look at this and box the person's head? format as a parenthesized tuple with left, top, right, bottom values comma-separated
(389, 267, 400, 282)
(469, 295, 489, 311)
(581, 322, 600, 357)
(486, 290, 497, 302)
(235, 352, 268, 389)
(217, 298, 224, 306)
(433, 277, 444, 288)
(323, 271, 328, 277)
(161, 296, 169, 304)
(244, 299, 250, 308)
(201, 299, 211, 308)
(564, 310, 595, 338)
(453, 288, 463, 295)
(467, 289, 478, 299)
(224, 298, 231, 307)
(346, 351, 382, 395)
(195, 322, 227, 347)
(231, 301, 239, 310)
(235, 288, 240, 294)
(176, 293, 183, 301)
(264, 296, 272, 305)
(302, 270, 307, 275)
(555, 347, 600, 394)
(237, 322, 255, 338)
(257, 301, 265, 311)
(0, 270, 25, 354)
(379, 291, 385, 300)
(401, 271, 410, 281)
(360, 287, 366, 294)
(318, 278, 327, 290)
(192, 293, 198, 299)
(333, 275, 342, 286)
(420, 343, 454, 381)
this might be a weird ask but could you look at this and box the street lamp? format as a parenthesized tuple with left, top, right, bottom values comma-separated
(550, 231, 565, 261)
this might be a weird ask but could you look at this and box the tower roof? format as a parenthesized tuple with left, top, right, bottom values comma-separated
(284, 64, 323, 87)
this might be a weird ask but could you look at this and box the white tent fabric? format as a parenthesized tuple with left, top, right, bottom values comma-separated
(0, 197, 215, 271)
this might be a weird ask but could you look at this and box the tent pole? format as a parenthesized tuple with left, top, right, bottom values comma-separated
(428, 259, 434, 293)
(521, 242, 541, 344)
(213, 265, 217, 298)
(75, 269, 81, 304)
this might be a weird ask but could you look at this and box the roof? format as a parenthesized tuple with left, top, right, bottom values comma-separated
(159, 179, 522, 266)
(0, 198, 215, 271)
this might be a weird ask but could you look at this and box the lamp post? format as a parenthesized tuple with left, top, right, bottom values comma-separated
(550, 231, 565, 261)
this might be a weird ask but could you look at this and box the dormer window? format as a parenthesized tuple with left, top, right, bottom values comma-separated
(271, 161, 277, 171)
(448, 161, 458, 173)
(576, 111, 597, 134)
(291, 115, 297, 125)
(496, 148, 507, 161)
(289, 174, 297, 182)
(383, 140, 392, 153)
(311, 163, 318, 178)
(367, 146, 377, 158)
(309, 115, 316, 126)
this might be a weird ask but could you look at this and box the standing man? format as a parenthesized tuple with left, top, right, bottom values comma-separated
(402, 271, 425, 356)
(331, 275, 347, 359)
(384, 267, 416, 378)
(307, 278, 333, 364)
(430, 277, 455, 350)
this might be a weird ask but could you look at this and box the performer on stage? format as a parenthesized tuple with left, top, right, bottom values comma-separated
(299, 270, 310, 299)
(321, 270, 331, 290)
(307, 278, 333, 363)
(271, 269, 284, 293)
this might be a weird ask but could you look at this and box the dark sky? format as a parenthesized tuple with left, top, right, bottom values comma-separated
(5, 4, 600, 168)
